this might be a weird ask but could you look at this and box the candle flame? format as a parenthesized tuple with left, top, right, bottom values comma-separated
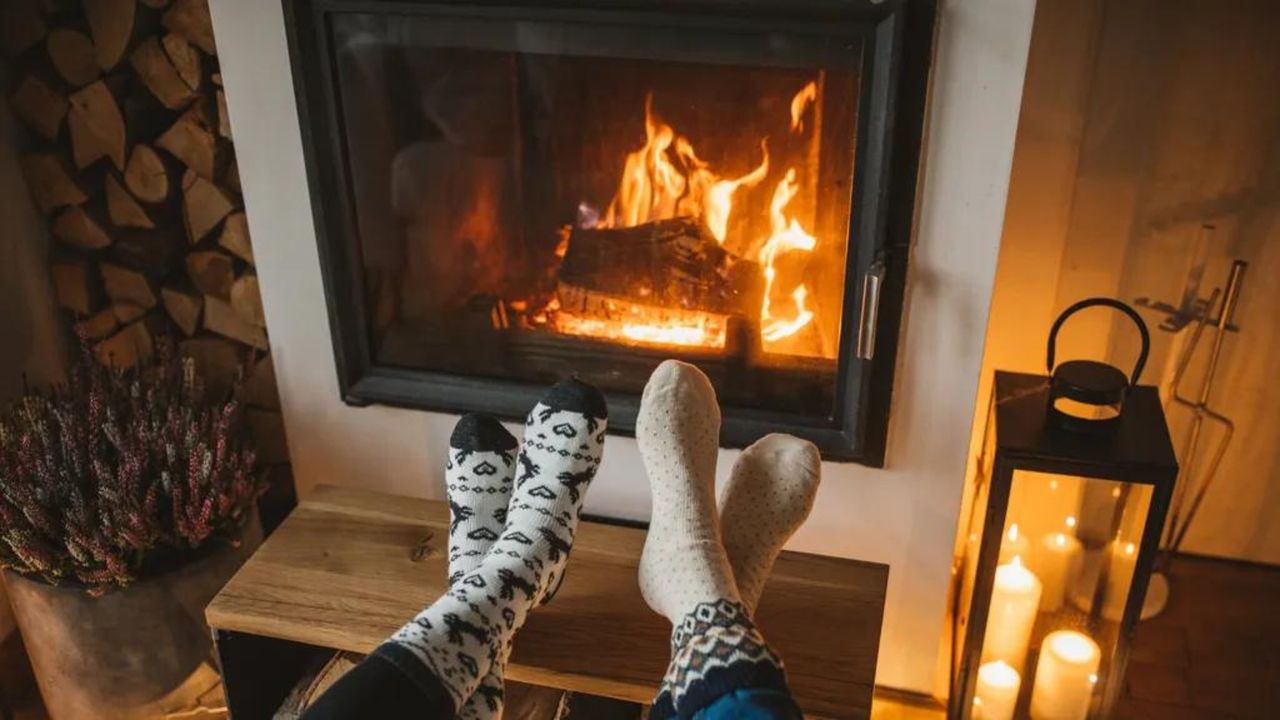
(1055, 533, 1067, 547)
(1007, 524, 1020, 541)
(1089, 673, 1099, 684)
(1124, 542, 1136, 555)
(1066, 515, 1077, 528)
(1011, 554, 1024, 568)
(980, 660, 1021, 688)
(1049, 631, 1100, 663)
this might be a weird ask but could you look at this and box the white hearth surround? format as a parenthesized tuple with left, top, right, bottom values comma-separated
(209, 0, 1036, 697)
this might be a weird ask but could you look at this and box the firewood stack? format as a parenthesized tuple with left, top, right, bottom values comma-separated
(4, 0, 295, 528)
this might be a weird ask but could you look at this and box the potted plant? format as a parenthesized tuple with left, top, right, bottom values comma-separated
(0, 343, 265, 719)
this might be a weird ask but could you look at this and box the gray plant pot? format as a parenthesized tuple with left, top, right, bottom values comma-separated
(2, 513, 262, 720)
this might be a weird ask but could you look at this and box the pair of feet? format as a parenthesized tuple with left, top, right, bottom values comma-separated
(637, 360, 822, 717)
(383, 361, 821, 719)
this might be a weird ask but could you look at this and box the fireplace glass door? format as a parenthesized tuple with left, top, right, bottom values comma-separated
(287, 1, 928, 461)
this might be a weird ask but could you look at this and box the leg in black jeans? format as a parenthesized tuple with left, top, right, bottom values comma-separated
(302, 649, 456, 719)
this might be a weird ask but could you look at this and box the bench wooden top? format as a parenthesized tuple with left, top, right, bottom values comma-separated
(206, 485, 887, 718)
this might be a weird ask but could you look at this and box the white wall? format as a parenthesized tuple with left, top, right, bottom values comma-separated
(983, 0, 1280, 565)
(0, 62, 66, 641)
(209, 0, 1035, 696)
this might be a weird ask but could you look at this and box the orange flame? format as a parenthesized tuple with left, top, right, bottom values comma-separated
(759, 168, 818, 343)
(559, 82, 827, 356)
(790, 81, 818, 133)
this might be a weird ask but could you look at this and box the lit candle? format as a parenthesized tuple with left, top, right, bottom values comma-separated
(974, 660, 1021, 720)
(1030, 630, 1100, 720)
(1033, 531, 1082, 612)
(1103, 541, 1138, 620)
(998, 523, 1031, 564)
(981, 556, 1042, 669)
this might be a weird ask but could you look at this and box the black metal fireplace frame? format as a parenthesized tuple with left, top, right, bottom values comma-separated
(283, 0, 936, 464)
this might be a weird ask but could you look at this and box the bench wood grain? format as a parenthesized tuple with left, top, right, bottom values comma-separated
(206, 485, 887, 718)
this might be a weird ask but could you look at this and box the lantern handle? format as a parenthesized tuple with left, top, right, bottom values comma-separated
(1046, 297, 1151, 388)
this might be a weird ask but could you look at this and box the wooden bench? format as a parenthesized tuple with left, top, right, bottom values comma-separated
(206, 486, 888, 718)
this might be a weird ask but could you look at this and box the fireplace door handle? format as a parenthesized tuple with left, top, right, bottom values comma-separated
(855, 258, 886, 361)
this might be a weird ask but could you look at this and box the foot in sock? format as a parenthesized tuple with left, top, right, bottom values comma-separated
(636, 360, 789, 719)
(719, 433, 821, 615)
(376, 378, 608, 712)
(445, 415, 517, 719)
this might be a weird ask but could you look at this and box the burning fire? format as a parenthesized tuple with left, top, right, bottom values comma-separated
(551, 81, 829, 356)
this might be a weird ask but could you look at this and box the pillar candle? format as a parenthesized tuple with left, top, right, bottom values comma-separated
(1030, 630, 1100, 720)
(974, 660, 1021, 720)
(1034, 531, 1083, 612)
(981, 556, 1042, 669)
(1103, 541, 1138, 620)
(998, 523, 1031, 564)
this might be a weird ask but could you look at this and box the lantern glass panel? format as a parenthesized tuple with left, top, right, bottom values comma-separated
(968, 470, 1154, 719)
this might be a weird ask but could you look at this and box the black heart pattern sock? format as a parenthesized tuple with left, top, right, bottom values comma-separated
(375, 378, 608, 712)
(446, 415, 517, 720)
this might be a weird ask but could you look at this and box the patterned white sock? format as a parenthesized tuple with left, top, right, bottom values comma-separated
(635, 360, 788, 719)
(446, 415, 517, 719)
(719, 434, 821, 616)
(375, 379, 607, 712)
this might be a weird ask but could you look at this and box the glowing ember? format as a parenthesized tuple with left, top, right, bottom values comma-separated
(551, 80, 830, 357)
(545, 303, 727, 350)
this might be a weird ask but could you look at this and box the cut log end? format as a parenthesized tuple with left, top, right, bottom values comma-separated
(204, 295, 268, 350)
(100, 263, 157, 310)
(53, 206, 112, 250)
(21, 154, 86, 214)
(47, 29, 100, 88)
(106, 175, 155, 229)
(131, 36, 198, 110)
(162, 285, 203, 336)
(230, 273, 265, 328)
(186, 250, 235, 298)
(218, 212, 253, 264)
(85, 0, 137, 71)
(68, 81, 127, 171)
(10, 77, 68, 142)
(163, 0, 216, 55)
(182, 173, 236, 243)
(125, 145, 171, 204)
(158, 110, 217, 180)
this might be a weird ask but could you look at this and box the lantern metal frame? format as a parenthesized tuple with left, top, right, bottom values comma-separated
(951, 371, 1178, 719)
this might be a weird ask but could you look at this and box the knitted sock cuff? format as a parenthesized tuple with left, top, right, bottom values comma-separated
(651, 599, 790, 720)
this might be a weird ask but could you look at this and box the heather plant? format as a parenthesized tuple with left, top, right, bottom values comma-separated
(0, 343, 262, 595)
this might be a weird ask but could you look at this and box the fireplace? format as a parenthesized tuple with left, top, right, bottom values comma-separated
(284, 0, 934, 462)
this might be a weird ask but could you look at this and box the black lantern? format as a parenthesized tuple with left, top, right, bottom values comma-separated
(951, 299, 1177, 720)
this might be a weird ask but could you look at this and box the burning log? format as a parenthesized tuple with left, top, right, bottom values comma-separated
(559, 217, 761, 317)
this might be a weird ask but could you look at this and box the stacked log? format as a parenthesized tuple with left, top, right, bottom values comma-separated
(5, 0, 293, 528)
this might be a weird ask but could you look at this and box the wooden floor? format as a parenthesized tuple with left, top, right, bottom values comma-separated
(1116, 555, 1280, 719)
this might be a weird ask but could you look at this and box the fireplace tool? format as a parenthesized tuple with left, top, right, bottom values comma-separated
(1137, 259, 1247, 618)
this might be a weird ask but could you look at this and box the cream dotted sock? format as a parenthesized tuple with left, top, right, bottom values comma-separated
(637, 359, 739, 620)
(719, 433, 821, 616)
(636, 360, 790, 719)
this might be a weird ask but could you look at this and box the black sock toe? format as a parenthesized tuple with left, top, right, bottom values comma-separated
(450, 414, 519, 451)
(543, 377, 608, 420)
